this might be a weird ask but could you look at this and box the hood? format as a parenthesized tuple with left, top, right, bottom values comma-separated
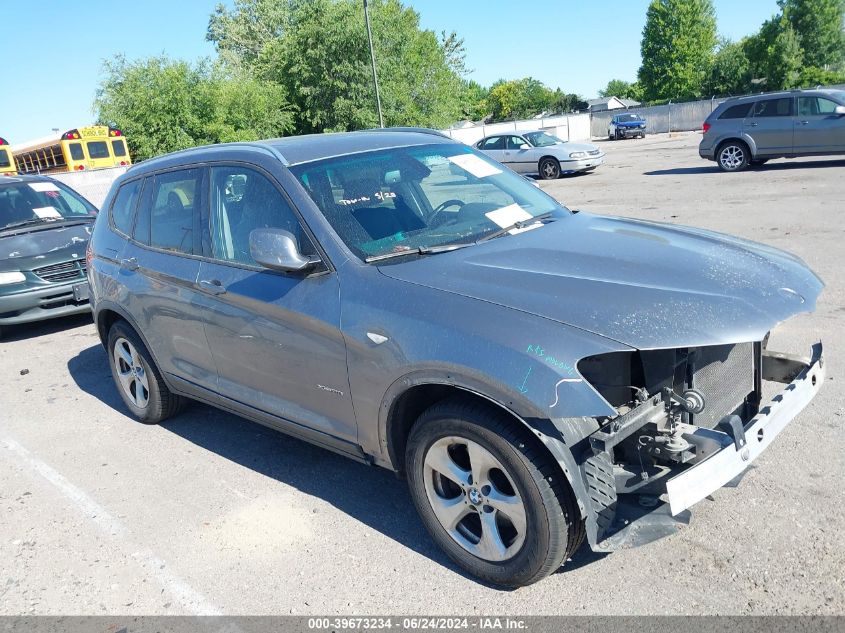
(548, 141, 599, 154)
(0, 222, 92, 272)
(617, 120, 645, 127)
(377, 212, 823, 350)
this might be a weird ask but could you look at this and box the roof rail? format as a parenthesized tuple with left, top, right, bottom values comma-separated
(128, 141, 288, 172)
(362, 126, 451, 139)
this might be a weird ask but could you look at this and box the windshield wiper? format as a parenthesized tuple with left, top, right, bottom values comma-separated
(475, 212, 556, 243)
(364, 242, 474, 263)
(0, 218, 58, 231)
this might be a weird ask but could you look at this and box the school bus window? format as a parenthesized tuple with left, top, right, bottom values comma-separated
(0, 149, 10, 168)
(69, 143, 84, 161)
(87, 141, 109, 159)
(112, 139, 127, 157)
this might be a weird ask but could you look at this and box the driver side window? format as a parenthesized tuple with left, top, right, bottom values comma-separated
(209, 166, 314, 266)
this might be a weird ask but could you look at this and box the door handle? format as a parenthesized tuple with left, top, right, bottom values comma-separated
(199, 279, 226, 295)
(799, 120, 809, 125)
(119, 257, 138, 271)
(748, 122, 759, 127)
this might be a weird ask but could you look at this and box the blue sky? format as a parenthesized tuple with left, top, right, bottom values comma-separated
(0, 0, 780, 143)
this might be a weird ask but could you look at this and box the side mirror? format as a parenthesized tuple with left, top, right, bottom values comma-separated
(249, 228, 320, 273)
(835, 105, 845, 116)
(519, 143, 531, 150)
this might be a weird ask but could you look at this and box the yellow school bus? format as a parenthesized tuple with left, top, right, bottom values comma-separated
(0, 136, 16, 176)
(12, 125, 132, 175)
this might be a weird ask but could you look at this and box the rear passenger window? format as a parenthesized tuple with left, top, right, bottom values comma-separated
(110, 179, 143, 236)
(719, 103, 752, 119)
(69, 143, 84, 160)
(147, 169, 201, 255)
(479, 137, 505, 150)
(751, 98, 793, 117)
(112, 139, 127, 157)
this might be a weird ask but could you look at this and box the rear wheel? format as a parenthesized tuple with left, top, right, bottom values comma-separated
(538, 157, 560, 180)
(717, 141, 750, 172)
(405, 399, 582, 587)
(107, 321, 184, 424)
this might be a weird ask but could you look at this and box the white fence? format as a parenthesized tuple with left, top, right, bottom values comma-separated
(441, 113, 593, 145)
(51, 166, 128, 209)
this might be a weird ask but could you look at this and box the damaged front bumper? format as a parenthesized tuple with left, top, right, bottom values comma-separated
(664, 341, 824, 515)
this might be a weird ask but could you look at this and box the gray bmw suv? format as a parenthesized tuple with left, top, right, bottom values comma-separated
(699, 88, 845, 171)
(89, 129, 824, 586)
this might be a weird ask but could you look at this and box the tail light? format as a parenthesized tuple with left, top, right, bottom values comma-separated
(702, 122, 711, 133)
(75, 165, 85, 171)
(119, 161, 127, 166)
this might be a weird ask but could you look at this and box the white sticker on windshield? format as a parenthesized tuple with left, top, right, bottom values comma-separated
(447, 153, 502, 178)
(485, 204, 538, 234)
(32, 206, 62, 219)
(29, 182, 60, 192)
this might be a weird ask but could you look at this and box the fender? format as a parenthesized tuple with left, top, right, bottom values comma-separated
(92, 299, 177, 392)
(378, 367, 599, 527)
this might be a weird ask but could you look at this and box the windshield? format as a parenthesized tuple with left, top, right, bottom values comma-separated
(0, 180, 97, 230)
(616, 114, 642, 122)
(291, 143, 568, 261)
(523, 131, 565, 147)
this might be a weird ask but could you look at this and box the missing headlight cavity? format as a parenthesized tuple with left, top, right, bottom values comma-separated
(579, 342, 760, 425)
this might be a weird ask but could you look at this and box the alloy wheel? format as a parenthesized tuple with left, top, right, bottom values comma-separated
(719, 144, 745, 170)
(113, 337, 150, 409)
(422, 436, 527, 562)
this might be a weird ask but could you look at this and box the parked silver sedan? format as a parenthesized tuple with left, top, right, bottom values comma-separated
(475, 130, 605, 179)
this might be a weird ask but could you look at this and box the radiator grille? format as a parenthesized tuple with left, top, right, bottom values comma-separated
(691, 343, 755, 428)
(33, 260, 86, 283)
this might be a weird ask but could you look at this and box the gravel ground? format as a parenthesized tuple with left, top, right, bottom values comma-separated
(0, 133, 843, 615)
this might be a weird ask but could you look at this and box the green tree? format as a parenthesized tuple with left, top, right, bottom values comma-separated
(779, 0, 845, 68)
(485, 77, 555, 120)
(703, 40, 752, 95)
(598, 79, 636, 99)
(638, 0, 718, 101)
(208, 0, 466, 133)
(744, 17, 804, 90)
(460, 80, 489, 121)
(94, 55, 293, 161)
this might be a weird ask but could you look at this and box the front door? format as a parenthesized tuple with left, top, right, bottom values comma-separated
(744, 96, 794, 156)
(794, 95, 845, 154)
(503, 135, 534, 173)
(195, 164, 358, 444)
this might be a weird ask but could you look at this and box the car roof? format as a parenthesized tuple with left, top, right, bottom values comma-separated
(0, 174, 56, 186)
(126, 128, 456, 176)
(723, 88, 836, 104)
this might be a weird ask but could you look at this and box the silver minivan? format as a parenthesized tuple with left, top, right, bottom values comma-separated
(699, 89, 845, 171)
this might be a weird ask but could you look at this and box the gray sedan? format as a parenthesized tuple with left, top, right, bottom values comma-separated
(476, 130, 605, 179)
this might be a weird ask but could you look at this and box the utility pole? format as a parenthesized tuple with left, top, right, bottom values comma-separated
(363, 0, 384, 128)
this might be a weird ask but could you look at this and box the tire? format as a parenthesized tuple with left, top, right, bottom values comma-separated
(405, 398, 583, 587)
(615, 130, 622, 140)
(582, 451, 617, 542)
(717, 140, 750, 172)
(107, 320, 184, 424)
(538, 157, 560, 180)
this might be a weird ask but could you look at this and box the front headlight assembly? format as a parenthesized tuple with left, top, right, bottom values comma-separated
(0, 271, 26, 285)
(569, 151, 587, 159)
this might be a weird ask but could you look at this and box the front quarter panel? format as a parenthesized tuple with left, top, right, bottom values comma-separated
(341, 267, 632, 463)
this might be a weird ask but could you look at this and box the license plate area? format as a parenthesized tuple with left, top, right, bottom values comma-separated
(73, 282, 90, 303)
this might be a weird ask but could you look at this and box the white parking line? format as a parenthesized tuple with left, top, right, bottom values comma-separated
(1, 435, 222, 616)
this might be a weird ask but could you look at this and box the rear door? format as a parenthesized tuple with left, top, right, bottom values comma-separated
(477, 136, 506, 165)
(195, 163, 358, 444)
(118, 167, 218, 391)
(744, 97, 794, 155)
(794, 95, 845, 154)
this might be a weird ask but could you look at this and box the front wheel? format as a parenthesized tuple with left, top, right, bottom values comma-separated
(538, 157, 561, 180)
(717, 141, 750, 172)
(405, 399, 582, 587)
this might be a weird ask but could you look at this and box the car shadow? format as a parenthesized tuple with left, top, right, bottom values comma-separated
(70, 343, 597, 588)
(1, 312, 94, 343)
(646, 158, 845, 176)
